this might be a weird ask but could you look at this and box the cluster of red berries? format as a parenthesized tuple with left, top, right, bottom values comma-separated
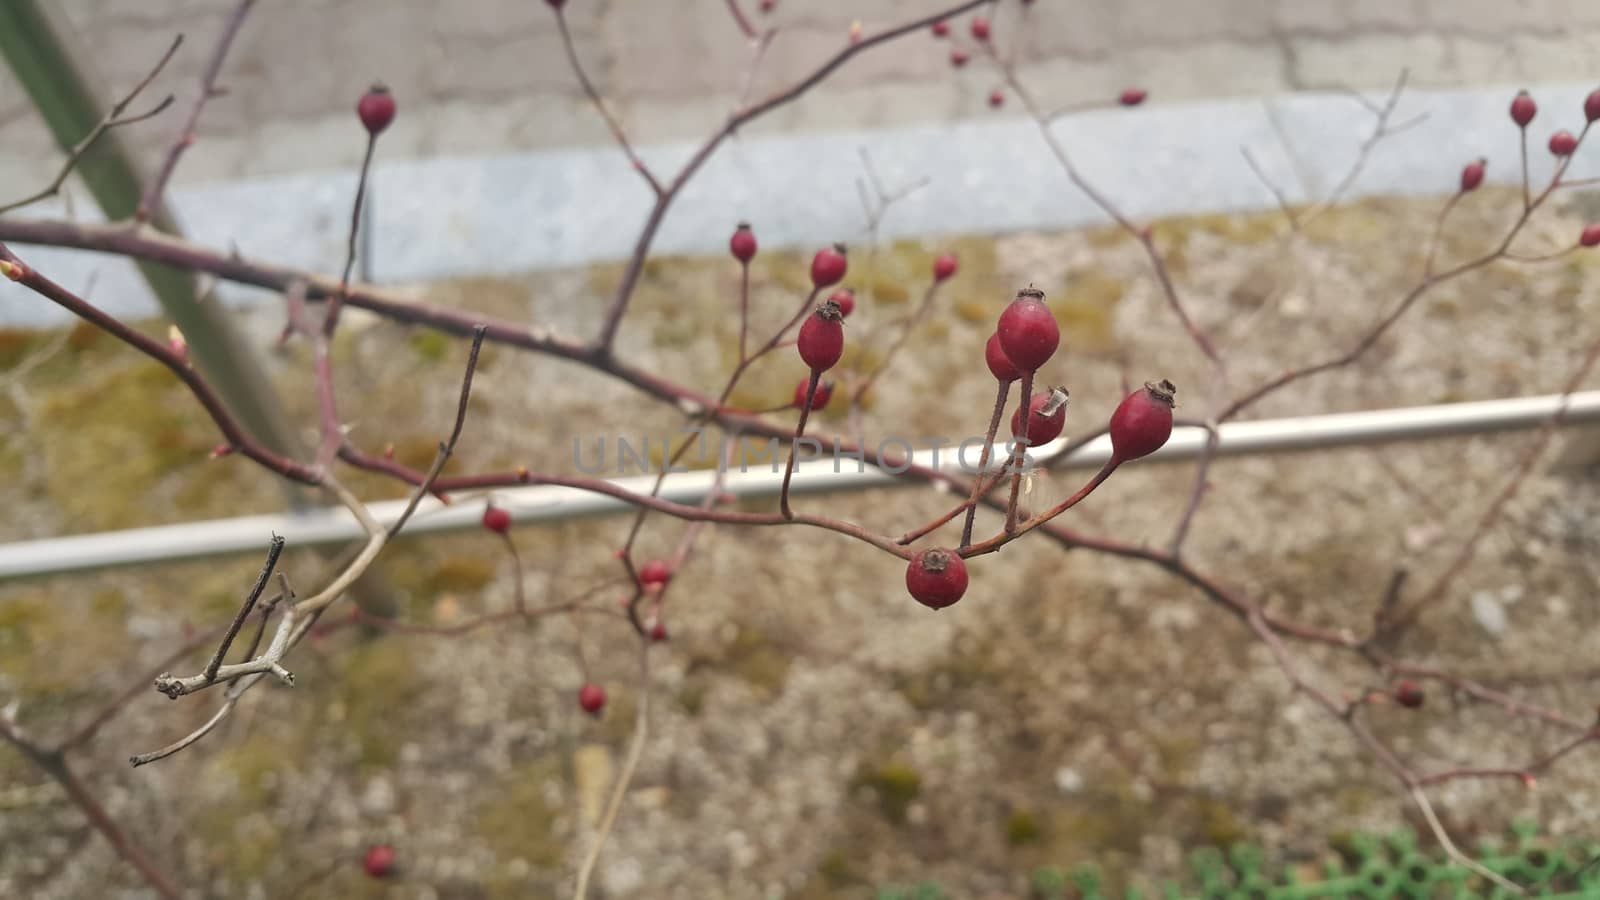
(903, 288, 1176, 612)
(1500, 88, 1600, 245)
(1508, 88, 1600, 158)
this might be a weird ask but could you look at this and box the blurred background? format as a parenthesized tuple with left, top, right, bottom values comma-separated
(2, 3, 1600, 899)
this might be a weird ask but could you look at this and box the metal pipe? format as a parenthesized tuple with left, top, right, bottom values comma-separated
(2, 390, 1596, 581)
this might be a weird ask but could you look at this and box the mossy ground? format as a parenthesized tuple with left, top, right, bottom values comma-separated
(2, 192, 1600, 898)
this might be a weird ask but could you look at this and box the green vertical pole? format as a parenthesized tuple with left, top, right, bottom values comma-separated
(0, 0, 300, 458)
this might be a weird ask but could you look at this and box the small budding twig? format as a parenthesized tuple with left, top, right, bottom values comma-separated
(203, 534, 286, 683)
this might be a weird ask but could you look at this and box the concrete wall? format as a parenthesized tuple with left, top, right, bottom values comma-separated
(4, 1, 1600, 190)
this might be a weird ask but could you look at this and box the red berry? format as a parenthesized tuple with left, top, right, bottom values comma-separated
(904, 548, 968, 610)
(984, 333, 1020, 382)
(356, 85, 396, 136)
(810, 243, 848, 289)
(639, 559, 671, 589)
(1510, 90, 1537, 127)
(650, 621, 668, 642)
(482, 504, 511, 534)
(363, 845, 396, 879)
(995, 288, 1059, 372)
(1119, 88, 1148, 107)
(1459, 158, 1486, 193)
(730, 222, 757, 263)
(931, 20, 950, 38)
(578, 682, 607, 715)
(759, 0, 775, 11)
(1549, 129, 1578, 157)
(828, 287, 856, 318)
(795, 378, 834, 411)
(1580, 224, 1600, 247)
(950, 48, 969, 68)
(970, 16, 990, 41)
(988, 89, 1005, 109)
(932, 254, 958, 281)
(1010, 388, 1069, 445)
(1108, 379, 1177, 463)
(797, 301, 845, 372)
(1587, 88, 1600, 123)
(1394, 681, 1425, 709)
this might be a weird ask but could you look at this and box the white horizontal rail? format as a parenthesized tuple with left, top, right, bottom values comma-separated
(2, 391, 1596, 581)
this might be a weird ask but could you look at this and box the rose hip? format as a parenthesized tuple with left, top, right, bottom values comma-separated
(482, 504, 511, 534)
(639, 559, 672, 589)
(1460, 158, 1486, 192)
(364, 845, 396, 879)
(1394, 681, 1425, 709)
(1010, 387, 1069, 445)
(905, 548, 968, 610)
(1549, 129, 1578, 157)
(1109, 379, 1176, 463)
(995, 288, 1059, 372)
(795, 378, 834, 411)
(356, 84, 396, 136)
(797, 301, 845, 372)
(828, 287, 856, 318)
(811, 243, 848, 288)
(730, 222, 757, 262)
(984, 333, 1020, 382)
(1510, 90, 1537, 127)
(933, 254, 958, 281)
(1119, 88, 1148, 106)
(579, 682, 607, 715)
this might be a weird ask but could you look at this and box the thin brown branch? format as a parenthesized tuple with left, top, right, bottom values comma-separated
(0, 246, 320, 483)
(553, 7, 661, 195)
(137, 0, 259, 222)
(1382, 329, 1600, 634)
(591, 0, 990, 351)
(0, 716, 182, 898)
(0, 35, 181, 216)
(724, 0, 758, 40)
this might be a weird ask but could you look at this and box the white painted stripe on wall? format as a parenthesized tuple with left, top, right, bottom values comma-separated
(4, 82, 1598, 325)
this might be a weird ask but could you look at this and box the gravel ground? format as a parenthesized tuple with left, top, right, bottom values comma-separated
(2, 189, 1599, 899)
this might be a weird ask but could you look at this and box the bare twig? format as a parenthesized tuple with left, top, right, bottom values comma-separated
(591, 0, 991, 351)
(552, 6, 661, 195)
(0, 714, 182, 898)
(0, 35, 181, 216)
(204, 533, 285, 683)
(137, 0, 259, 222)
